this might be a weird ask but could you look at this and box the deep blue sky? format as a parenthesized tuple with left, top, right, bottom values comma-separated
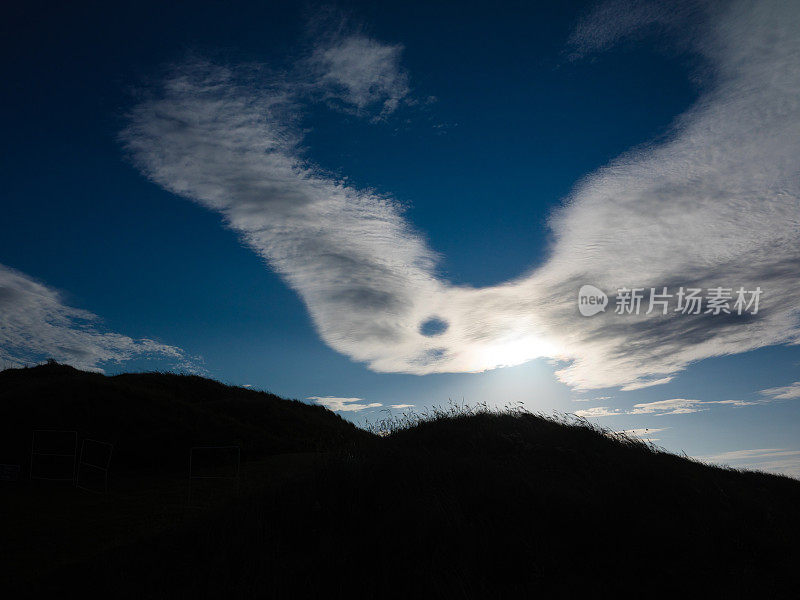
(3, 1, 799, 476)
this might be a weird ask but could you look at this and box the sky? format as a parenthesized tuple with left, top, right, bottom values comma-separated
(2, 0, 800, 477)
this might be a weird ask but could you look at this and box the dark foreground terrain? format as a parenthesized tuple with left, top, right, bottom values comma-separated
(2, 364, 799, 598)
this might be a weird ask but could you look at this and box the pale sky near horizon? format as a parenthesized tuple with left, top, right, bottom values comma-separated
(2, 0, 800, 477)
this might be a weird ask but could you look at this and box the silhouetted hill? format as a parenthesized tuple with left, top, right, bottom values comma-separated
(0, 363, 366, 473)
(4, 366, 800, 597)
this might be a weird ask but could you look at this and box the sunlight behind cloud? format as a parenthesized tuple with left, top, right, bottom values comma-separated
(122, 1, 800, 391)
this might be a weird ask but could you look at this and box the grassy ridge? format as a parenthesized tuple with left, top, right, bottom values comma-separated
(0, 363, 366, 472)
(3, 365, 800, 597)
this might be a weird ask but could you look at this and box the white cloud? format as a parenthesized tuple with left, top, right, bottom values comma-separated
(579, 397, 760, 418)
(574, 406, 622, 418)
(573, 395, 613, 402)
(0, 263, 186, 372)
(760, 382, 800, 400)
(308, 396, 382, 412)
(629, 398, 706, 415)
(305, 33, 410, 118)
(620, 378, 675, 392)
(122, 2, 800, 393)
(699, 448, 800, 479)
(390, 403, 415, 409)
(567, 0, 701, 60)
(614, 427, 666, 441)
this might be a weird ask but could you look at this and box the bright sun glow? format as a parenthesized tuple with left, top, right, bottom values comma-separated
(467, 335, 560, 372)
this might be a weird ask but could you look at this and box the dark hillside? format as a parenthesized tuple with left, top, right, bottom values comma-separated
(27, 411, 800, 598)
(3, 366, 799, 597)
(0, 363, 366, 473)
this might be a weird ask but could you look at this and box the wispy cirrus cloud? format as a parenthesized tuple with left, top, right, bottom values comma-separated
(629, 398, 709, 415)
(630, 398, 759, 415)
(122, 1, 800, 393)
(309, 396, 382, 412)
(700, 448, 800, 479)
(566, 0, 701, 60)
(0, 263, 187, 372)
(305, 32, 410, 118)
(614, 427, 666, 441)
(576, 397, 758, 418)
(574, 406, 622, 418)
(760, 381, 800, 400)
(573, 395, 613, 403)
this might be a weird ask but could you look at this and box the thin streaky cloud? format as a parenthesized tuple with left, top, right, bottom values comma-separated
(629, 398, 707, 415)
(614, 427, 666, 438)
(699, 448, 800, 479)
(574, 406, 622, 418)
(566, 0, 703, 60)
(704, 448, 800, 461)
(308, 396, 383, 412)
(572, 395, 613, 402)
(577, 397, 759, 418)
(760, 381, 800, 400)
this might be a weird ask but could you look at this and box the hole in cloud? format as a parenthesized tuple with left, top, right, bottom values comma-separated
(419, 317, 448, 337)
(122, 3, 800, 389)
